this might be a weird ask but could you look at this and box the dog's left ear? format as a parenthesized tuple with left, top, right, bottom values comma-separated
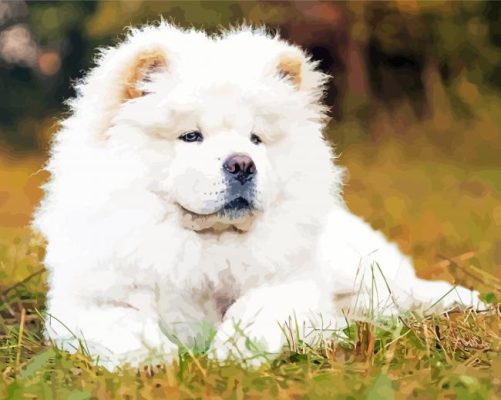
(277, 55, 302, 89)
(275, 51, 327, 95)
(123, 51, 167, 100)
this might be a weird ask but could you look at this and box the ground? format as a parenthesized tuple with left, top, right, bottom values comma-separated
(1, 123, 500, 398)
(0, 244, 499, 398)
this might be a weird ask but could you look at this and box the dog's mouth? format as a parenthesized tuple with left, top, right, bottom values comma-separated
(220, 197, 253, 215)
(178, 197, 255, 218)
(177, 197, 258, 232)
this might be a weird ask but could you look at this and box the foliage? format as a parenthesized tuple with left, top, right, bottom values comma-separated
(1, 1, 500, 152)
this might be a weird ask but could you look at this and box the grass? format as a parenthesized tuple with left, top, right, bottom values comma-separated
(0, 233, 500, 399)
(1, 104, 500, 397)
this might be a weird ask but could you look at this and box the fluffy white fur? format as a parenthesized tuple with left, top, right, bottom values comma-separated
(33, 23, 480, 369)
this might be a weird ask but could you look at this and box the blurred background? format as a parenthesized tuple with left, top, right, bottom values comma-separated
(0, 1, 500, 291)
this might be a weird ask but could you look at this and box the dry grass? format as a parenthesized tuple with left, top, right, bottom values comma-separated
(0, 231, 500, 399)
(1, 104, 500, 397)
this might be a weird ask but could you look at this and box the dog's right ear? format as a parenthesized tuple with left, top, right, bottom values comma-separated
(122, 50, 167, 100)
(77, 42, 169, 136)
(72, 23, 200, 138)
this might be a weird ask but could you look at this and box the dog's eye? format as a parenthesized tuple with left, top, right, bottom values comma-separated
(250, 133, 262, 145)
(179, 130, 203, 143)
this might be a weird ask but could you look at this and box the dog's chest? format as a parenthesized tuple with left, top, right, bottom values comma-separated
(214, 291, 235, 318)
(186, 265, 240, 321)
(191, 285, 238, 322)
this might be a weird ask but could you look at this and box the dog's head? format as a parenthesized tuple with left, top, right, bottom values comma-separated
(78, 24, 338, 232)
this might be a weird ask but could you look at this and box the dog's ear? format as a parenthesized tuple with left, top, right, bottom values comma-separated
(123, 51, 167, 100)
(275, 51, 327, 96)
(276, 54, 303, 89)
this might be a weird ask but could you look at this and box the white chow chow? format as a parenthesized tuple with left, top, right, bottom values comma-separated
(33, 23, 480, 369)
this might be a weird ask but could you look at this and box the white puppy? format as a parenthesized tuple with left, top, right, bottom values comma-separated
(33, 23, 479, 369)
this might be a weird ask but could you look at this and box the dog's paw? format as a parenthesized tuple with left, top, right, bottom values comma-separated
(209, 318, 284, 367)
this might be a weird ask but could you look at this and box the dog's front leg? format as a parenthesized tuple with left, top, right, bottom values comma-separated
(210, 278, 339, 365)
(45, 293, 178, 371)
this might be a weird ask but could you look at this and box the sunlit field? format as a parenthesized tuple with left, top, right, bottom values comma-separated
(1, 111, 500, 397)
(1, 1, 501, 398)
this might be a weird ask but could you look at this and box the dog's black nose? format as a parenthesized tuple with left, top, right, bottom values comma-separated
(223, 154, 256, 184)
